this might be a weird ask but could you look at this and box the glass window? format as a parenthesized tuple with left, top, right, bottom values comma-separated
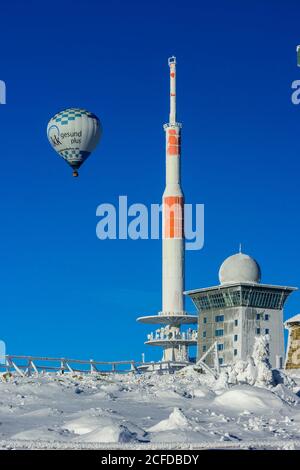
(265, 292, 271, 306)
(203, 317, 207, 324)
(261, 292, 267, 307)
(217, 343, 224, 351)
(234, 319, 238, 327)
(270, 293, 280, 309)
(269, 294, 276, 309)
(238, 287, 287, 309)
(253, 292, 260, 305)
(219, 357, 223, 365)
(256, 313, 260, 320)
(194, 296, 210, 310)
(265, 328, 269, 335)
(203, 345, 206, 352)
(208, 292, 226, 309)
(224, 291, 234, 307)
(241, 287, 251, 306)
(231, 290, 241, 306)
(192, 286, 288, 312)
(234, 334, 238, 341)
(215, 329, 224, 337)
(203, 331, 206, 338)
(234, 349, 238, 356)
(265, 314, 269, 321)
(256, 328, 260, 334)
(215, 315, 224, 322)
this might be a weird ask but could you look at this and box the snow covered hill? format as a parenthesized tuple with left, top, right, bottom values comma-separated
(0, 366, 299, 450)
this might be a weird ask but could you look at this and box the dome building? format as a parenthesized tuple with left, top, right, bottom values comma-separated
(219, 252, 261, 285)
(185, 250, 297, 369)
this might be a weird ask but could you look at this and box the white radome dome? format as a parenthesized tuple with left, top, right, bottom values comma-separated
(219, 252, 261, 285)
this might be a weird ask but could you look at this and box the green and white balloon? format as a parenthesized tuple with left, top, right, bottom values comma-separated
(47, 108, 102, 177)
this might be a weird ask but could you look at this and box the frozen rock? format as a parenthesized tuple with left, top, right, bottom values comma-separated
(148, 408, 189, 432)
(213, 385, 285, 413)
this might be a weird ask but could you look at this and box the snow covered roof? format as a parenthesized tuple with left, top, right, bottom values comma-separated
(285, 314, 300, 326)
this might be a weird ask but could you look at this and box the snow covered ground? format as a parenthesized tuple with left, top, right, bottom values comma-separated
(0, 365, 300, 450)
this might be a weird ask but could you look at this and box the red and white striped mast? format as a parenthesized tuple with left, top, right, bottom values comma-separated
(162, 56, 184, 315)
(137, 58, 197, 365)
(162, 56, 185, 360)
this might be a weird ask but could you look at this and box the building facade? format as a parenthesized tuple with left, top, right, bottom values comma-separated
(185, 251, 297, 368)
(285, 315, 300, 369)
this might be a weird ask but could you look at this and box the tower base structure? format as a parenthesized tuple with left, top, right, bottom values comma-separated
(137, 313, 198, 362)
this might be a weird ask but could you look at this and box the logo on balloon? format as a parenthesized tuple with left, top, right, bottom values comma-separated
(60, 130, 82, 145)
(48, 125, 62, 147)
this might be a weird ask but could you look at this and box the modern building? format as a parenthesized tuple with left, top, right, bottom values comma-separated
(285, 315, 300, 369)
(137, 57, 197, 362)
(185, 250, 297, 369)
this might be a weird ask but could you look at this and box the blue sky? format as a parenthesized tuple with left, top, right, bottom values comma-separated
(0, 0, 300, 362)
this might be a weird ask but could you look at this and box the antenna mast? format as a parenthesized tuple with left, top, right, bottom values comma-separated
(168, 56, 176, 125)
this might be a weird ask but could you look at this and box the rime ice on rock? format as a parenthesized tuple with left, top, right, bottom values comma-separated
(219, 335, 274, 387)
(252, 335, 273, 386)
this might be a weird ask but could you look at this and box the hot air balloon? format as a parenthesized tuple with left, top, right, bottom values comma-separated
(47, 108, 102, 177)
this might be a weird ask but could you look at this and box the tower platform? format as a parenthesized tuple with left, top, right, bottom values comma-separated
(145, 338, 197, 347)
(142, 320, 198, 359)
(137, 314, 198, 325)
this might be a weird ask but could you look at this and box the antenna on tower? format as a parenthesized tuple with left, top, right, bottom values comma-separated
(168, 56, 177, 125)
(239, 243, 242, 253)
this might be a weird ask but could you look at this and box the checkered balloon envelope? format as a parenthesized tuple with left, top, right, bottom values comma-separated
(47, 108, 102, 177)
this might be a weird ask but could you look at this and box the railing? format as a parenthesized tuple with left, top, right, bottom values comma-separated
(0, 355, 191, 378)
(147, 331, 198, 342)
